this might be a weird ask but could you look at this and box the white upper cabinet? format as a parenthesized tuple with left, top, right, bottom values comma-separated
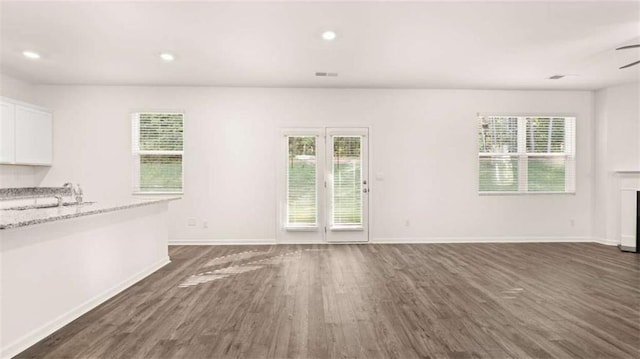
(0, 101, 16, 163)
(15, 105, 53, 165)
(0, 98, 53, 166)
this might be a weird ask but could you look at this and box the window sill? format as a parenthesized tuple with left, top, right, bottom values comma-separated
(285, 225, 318, 231)
(133, 191, 184, 196)
(479, 191, 576, 195)
(331, 225, 364, 231)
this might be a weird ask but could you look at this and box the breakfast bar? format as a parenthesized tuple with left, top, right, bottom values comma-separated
(0, 197, 179, 358)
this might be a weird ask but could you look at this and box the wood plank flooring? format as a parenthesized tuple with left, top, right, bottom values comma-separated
(17, 243, 640, 358)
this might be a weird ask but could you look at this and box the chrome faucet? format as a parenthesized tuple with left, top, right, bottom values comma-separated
(62, 183, 83, 204)
(62, 183, 74, 204)
(74, 184, 83, 204)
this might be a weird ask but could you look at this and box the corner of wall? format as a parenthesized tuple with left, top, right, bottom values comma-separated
(591, 82, 640, 246)
(592, 88, 609, 241)
(0, 73, 39, 104)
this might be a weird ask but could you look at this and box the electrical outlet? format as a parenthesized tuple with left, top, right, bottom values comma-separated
(187, 218, 197, 227)
(570, 219, 575, 227)
(405, 220, 410, 227)
(203, 220, 209, 229)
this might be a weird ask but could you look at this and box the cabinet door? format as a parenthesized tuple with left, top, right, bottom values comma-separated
(15, 105, 52, 165)
(0, 101, 16, 163)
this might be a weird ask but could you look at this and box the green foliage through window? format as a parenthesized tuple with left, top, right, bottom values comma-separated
(333, 137, 362, 225)
(134, 113, 184, 193)
(478, 117, 518, 153)
(139, 113, 183, 151)
(526, 118, 565, 153)
(285, 135, 364, 226)
(140, 155, 183, 192)
(478, 116, 575, 193)
(287, 136, 317, 225)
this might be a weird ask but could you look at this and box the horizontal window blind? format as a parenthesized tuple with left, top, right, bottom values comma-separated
(332, 136, 362, 226)
(526, 117, 567, 153)
(478, 116, 575, 194)
(132, 113, 184, 193)
(286, 136, 317, 227)
(479, 156, 519, 191)
(526, 117, 575, 192)
(478, 116, 518, 154)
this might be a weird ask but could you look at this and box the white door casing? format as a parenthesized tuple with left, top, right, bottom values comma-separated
(325, 128, 369, 242)
(277, 127, 369, 243)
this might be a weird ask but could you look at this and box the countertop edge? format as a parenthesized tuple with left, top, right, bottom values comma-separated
(0, 197, 181, 230)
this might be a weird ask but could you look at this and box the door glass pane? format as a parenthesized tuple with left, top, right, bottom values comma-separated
(287, 136, 317, 226)
(332, 136, 362, 226)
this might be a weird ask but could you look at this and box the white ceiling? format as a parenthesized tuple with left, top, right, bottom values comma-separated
(1, 0, 639, 90)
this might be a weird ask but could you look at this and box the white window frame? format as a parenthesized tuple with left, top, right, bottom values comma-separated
(132, 112, 185, 195)
(478, 115, 576, 195)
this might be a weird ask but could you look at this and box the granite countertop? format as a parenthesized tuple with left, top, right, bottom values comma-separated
(0, 197, 180, 230)
(0, 187, 72, 200)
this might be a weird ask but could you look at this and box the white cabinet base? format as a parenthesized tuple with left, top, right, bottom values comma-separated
(0, 203, 170, 358)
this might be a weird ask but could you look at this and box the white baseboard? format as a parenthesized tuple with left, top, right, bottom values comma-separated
(372, 236, 597, 244)
(1, 256, 171, 359)
(169, 236, 617, 246)
(591, 237, 619, 246)
(169, 238, 276, 245)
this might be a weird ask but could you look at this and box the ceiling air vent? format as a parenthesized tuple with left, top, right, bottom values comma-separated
(315, 72, 338, 77)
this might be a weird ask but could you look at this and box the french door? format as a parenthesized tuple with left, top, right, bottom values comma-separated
(278, 127, 369, 243)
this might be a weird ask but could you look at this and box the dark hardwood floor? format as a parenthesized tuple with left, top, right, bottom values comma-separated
(18, 243, 640, 358)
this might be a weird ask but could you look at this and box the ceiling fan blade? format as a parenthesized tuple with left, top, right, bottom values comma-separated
(619, 60, 640, 69)
(616, 44, 640, 50)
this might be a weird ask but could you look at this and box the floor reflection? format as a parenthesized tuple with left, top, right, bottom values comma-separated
(178, 248, 324, 288)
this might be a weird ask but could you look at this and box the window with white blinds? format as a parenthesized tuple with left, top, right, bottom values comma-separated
(132, 113, 184, 193)
(478, 116, 575, 194)
(286, 136, 317, 227)
(332, 136, 363, 226)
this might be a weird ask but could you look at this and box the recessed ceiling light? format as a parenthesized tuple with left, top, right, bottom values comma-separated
(321, 31, 337, 41)
(159, 53, 175, 62)
(22, 51, 41, 59)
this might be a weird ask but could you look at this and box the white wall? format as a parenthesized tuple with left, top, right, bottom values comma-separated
(32, 86, 595, 243)
(0, 73, 38, 104)
(0, 73, 49, 187)
(593, 82, 640, 243)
